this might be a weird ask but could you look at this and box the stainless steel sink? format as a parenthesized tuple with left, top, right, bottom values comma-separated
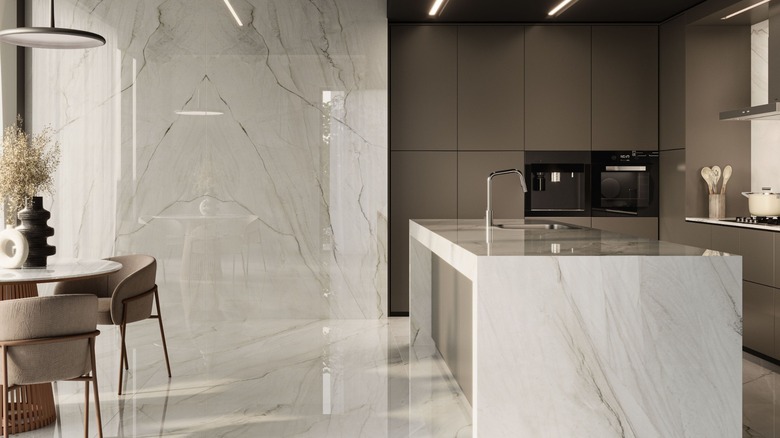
(493, 223, 579, 230)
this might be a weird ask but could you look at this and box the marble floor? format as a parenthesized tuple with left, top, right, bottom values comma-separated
(13, 271, 472, 438)
(744, 353, 780, 437)
(9, 268, 778, 438)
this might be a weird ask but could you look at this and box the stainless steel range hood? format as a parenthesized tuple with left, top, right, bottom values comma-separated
(720, 0, 780, 121)
(720, 102, 780, 120)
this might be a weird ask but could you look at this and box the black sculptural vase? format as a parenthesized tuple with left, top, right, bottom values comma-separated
(16, 196, 56, 268)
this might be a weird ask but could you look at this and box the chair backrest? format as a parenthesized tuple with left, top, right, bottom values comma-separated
(106, 254, 157, 325)
(0, 295, 97, 387)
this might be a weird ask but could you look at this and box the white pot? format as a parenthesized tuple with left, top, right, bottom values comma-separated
(742, 189, 780, 216)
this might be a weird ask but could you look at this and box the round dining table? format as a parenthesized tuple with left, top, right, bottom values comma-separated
(0, 259, 121, 435)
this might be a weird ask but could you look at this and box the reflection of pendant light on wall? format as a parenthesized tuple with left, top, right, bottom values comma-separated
(175, 80, 224, 116)
(0, 0, 106, 49)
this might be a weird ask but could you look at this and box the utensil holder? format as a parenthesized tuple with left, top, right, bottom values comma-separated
(709, 193, 726, 219)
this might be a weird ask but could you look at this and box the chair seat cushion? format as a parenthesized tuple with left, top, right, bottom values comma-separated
(97, 298, 113, 325)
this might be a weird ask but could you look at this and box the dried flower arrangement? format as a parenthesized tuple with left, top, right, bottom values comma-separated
(0, 117, 61, 225)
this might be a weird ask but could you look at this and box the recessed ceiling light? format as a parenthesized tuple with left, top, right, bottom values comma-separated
(721, 0, 770, 20)
(429, 0, 450, 17)
(548, 0, 580, 17)
(223, 0, 244, 27)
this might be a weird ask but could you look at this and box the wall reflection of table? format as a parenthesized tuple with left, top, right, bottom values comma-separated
(0, 259, 122, 435)
(147, 214, 259, 282)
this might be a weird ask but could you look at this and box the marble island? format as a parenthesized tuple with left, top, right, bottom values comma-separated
(409, 219, 742, 437)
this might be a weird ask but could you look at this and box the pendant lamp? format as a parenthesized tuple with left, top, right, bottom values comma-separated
(175, 81, 224, 116)
(0, 0, 106, 49)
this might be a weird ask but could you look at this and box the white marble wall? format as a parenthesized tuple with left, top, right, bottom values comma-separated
(751, 20, 780, 192)
(28, 0, 387, 319)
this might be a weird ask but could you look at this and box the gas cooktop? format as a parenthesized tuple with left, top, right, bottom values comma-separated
(722, 216, 780, 226)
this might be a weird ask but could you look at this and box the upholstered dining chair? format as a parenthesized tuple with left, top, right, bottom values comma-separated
(0, 295, 102, 438)
(53, 254, 171, 395)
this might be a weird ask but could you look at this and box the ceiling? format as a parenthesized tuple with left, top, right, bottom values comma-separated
(387, 0, 711, 24)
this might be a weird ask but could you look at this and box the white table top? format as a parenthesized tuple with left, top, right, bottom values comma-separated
(0, 259, 122, 284)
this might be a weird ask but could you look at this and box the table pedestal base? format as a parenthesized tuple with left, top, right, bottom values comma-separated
(1, 284, 57, 434)
(2, 384, 56, 434)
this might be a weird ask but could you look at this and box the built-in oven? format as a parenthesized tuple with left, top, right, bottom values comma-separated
(524, 151, 590, 217)
(591, 151, 659, 217)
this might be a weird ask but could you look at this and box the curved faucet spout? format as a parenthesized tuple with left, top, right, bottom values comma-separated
(486, 169, 528, 230)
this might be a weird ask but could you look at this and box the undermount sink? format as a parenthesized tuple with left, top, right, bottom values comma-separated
(493, 222, 579, 230)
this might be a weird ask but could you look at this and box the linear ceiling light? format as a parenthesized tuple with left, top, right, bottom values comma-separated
(0, 0, 105, 49)
(548, 0, 580, 17)
(429, 0, 450, 16)
(223, 0, 244, 27)
(721, 0, 770, 20)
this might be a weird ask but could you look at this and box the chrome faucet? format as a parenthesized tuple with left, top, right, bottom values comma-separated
(486, 169, 528, 229)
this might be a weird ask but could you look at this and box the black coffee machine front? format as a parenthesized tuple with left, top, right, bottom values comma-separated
(524, 151, 591, 217)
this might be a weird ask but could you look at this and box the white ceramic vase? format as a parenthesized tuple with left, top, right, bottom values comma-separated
(0, 224, 28, 269)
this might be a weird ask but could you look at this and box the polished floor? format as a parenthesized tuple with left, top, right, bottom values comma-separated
(12, 277, 472, 437)
(9, 273, 778, 437)
(744, 353, 780, 437)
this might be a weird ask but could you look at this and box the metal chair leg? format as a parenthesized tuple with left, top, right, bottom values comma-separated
(2, 346, 8, 438)
(83, 380, 89, 438)
(118, 322, 128, 395)
(90, 339, 104, 438)
(154, 288, 172, 378)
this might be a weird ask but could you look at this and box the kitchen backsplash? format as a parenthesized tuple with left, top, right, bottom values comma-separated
(751, 20, 780, 193)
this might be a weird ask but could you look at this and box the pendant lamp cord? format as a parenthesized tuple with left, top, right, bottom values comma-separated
(50, 0, 56, 28)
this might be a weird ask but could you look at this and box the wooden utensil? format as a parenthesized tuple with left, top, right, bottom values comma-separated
(712, 166, 721, 193)
(721, 165, 732, 195)
(701, 167, 714, 194)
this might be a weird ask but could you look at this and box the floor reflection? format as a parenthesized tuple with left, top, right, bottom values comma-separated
(13, 304, 472, 437)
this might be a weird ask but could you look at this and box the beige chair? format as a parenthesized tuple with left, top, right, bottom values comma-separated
(54, 254, 171, 395)
(0, 295, 102, 438)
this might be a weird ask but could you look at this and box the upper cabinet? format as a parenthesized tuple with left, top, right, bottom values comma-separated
(457, 26, 525, 151)
(525, 26, 591, 151)
(592, 26, 659, 151)
(390, 26, 457, 151)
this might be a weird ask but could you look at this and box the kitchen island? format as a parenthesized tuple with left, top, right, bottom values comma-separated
(409, 219, 741, 437)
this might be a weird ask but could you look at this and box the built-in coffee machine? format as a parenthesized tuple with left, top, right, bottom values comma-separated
(524, 151, 590, 217)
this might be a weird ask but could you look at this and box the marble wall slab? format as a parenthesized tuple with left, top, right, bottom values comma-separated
(28, 0, 387, 319)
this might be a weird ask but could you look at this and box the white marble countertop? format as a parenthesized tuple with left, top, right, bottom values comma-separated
(412, 219, 718, 258)
(687, 216, 780, 232)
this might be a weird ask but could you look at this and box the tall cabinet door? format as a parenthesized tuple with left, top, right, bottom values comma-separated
(457, 26, 524, 151)
(592, 26, 658, 151)
(390, 26, 457, 151)
(525, 26, 591, 151)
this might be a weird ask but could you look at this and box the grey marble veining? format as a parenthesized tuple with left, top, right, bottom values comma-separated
(410, 219, 742, 437)
(29, 0, 387, 319)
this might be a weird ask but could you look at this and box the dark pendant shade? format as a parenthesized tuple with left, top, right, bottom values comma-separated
(0, 0, 106, 49)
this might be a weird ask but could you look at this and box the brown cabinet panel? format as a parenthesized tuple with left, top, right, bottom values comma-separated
(744, 281, 774, 356)
(457, 152, 525, 220)
(591, 217, 658, 240)
(525, 26, 591, 151)
(741, 228, 774, 287)
(592, 26, 658, 151)
(390, 26, 457, 151)
(389, 151, 457, 314)
(458, 26, 524, 151)
(660, 15, 686, 151)
(710, 225, 740, 255)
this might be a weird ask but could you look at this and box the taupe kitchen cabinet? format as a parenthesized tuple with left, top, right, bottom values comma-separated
(744, 281, 775, 357)
(390, 26, 457, 151)
(741, 228, 775, 287)
(457, 152, 525, 220)
(524, 26, 591, 151)
(592, 26, 658, 151)
(659, 15, 686, 151)
(389, 151, 457, 314)
(590, 217, 658, 240)
(457, 26, 524, 151)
